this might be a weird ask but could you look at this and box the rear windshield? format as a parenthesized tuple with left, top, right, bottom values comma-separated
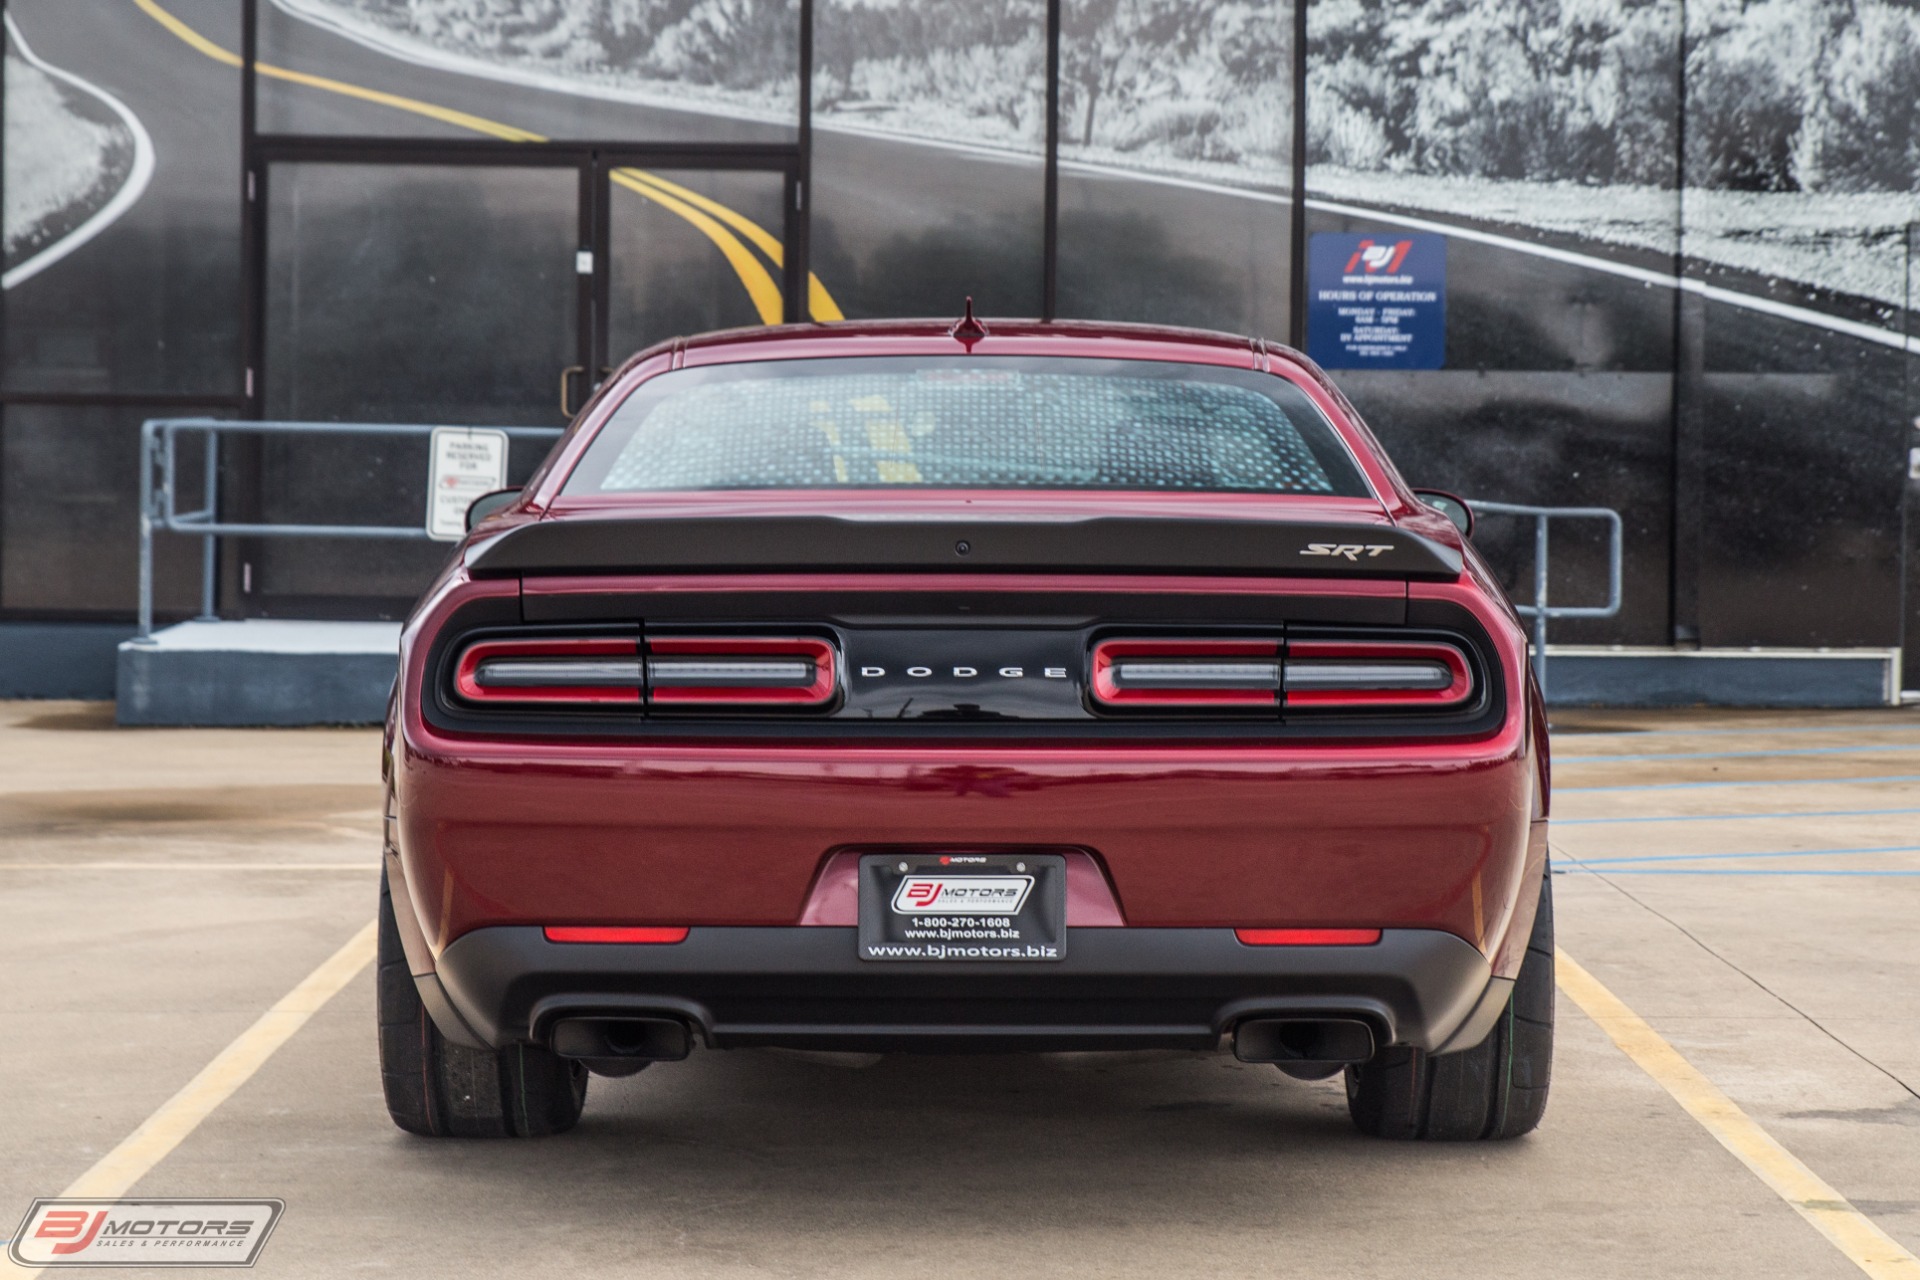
(563, 355, 1371, 497)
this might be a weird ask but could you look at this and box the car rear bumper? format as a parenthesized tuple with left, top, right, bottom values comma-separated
(424, 924, 1509, 1057)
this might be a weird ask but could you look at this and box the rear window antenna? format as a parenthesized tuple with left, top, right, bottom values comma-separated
(950, 296, 989, 347)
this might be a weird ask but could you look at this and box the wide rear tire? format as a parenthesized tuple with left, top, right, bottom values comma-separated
(1346, 872, 1554, 1140)
(377, 870, 587, 1137)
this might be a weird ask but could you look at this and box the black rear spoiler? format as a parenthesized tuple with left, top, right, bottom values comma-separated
(467, 516, 1463, 581)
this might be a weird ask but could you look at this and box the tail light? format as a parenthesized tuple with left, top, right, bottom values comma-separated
(1088, 635, 1476, 715)
(646, 636, 838, 708)
(450, 634, 837, 711)
(454, 637, 642, 705)
(1283, 640, 1472, 709)
(1090, 638, 1281, 708)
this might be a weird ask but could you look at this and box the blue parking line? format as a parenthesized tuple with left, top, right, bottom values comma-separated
(1552, 723, 1920, 739)
(1568, 844, 1920, 868)
(1564, 868, 1920, 877)
(1555, 807, 1920, 825)
(1557, 744, 1920, 763)
(1558, 775, 1920, 793)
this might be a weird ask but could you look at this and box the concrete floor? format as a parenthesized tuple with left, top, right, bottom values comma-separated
(2, 699, 1916, 1277)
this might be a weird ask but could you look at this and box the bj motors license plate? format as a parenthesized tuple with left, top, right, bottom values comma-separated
(858, 853, 1066, 962)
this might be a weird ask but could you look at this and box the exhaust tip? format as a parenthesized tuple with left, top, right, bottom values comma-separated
(1232, 1017, 1375, 1068)
(550, 1016, 693, 1075)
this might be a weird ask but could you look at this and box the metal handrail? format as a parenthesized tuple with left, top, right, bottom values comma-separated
(1463, 499, 1624, 695)
(136, 418, 564, 640)
(133, 420, 1624, 700)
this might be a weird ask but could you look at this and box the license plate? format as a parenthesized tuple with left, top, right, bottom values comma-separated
(858, 853, 1066, 962)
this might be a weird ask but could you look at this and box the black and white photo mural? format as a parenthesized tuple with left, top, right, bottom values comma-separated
(0, 0, 1913, 666)
(1305, 0, 1918, 655)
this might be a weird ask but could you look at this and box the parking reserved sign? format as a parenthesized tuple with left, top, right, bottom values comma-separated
(427, 427, 509, 541)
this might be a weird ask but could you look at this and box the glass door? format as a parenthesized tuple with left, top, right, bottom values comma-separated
(244, 153, 801, 619)
(250, 159, 585, 617)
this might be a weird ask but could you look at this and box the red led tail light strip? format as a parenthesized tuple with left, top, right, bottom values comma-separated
(453, 637, 642, 705)
(1282, 640, 1473, 709)
(645, 636, 838, 707)
(1089, 638, 1282, 708)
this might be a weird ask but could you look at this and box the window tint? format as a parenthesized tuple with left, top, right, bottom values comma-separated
(565, 356, 1370, 497)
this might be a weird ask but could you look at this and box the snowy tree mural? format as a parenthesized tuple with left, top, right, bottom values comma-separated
(1308, 0, 1920, 308)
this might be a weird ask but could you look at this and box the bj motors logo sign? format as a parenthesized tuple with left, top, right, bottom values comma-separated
(8, 1199, 282, 1267)
(891, 875, 1033, 915)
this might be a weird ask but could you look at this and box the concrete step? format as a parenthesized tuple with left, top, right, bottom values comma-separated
(116, 620, 400, 726)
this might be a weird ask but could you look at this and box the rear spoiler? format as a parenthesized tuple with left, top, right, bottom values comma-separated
(467, 516, 1463, 581)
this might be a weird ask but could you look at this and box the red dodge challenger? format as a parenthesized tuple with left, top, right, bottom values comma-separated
(379, 316, 1553, 1141)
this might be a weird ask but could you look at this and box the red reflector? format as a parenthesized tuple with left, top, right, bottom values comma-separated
(1234, 927, 1382, 946)
(543, 926, 690, 944)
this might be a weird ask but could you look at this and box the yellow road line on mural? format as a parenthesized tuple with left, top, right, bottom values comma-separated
(130, 0, 842, 320)
(1557, 949, 1920, 1279)
(621, 169, 844, 322)
(610, 168, 783, 323)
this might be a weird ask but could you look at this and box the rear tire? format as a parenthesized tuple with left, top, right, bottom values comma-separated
(377, 869, 587, 1137)
(1346, 872, 1554, 1140)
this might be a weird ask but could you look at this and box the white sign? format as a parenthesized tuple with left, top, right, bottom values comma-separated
(426, 427, 509, 541)
(891, 875, 1034, 915)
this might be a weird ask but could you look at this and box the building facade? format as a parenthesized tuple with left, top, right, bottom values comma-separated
(3, 0, 1917, 695)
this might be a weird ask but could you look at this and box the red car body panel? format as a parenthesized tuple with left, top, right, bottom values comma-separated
(386, 318, 1549, 1058)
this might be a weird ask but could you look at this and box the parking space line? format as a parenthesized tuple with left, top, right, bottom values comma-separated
(1560, 775, 1920, 793)
(1554, 723, 1920, 738)
(0, 862, 372, 871)
(1556, 949, 1920, 1279)
(7, 921, 377, 1277)
(1558, 745, 1920, 763)
(1557, 808, 1920, 825)
(1566, 868, 1920, 877)
(1570, 844, 1920, 868)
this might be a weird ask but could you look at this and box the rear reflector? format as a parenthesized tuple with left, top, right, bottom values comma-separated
(1283, 640, 1472, 709)
(646, 636, 837, 707)
(543, 926, 690, 944)
(1090, 638, 1281, 708)
(1235, 928, 1382, 946)
(455, 637, 642, 705)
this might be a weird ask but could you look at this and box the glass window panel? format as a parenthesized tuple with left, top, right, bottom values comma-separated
(2, 0, 242, 395)
(255, 0, 797, 142)
(569, 356, 1370, 495)
(1, 403, 225, 616)
(809, 0, 1046, 319)
(605, 167, 787, 363)
(257, 162, 575, 612)
(1056, 1, 1293, 337)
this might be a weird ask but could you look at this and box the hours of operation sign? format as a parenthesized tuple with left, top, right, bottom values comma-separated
(1307, 232, 1447, 370)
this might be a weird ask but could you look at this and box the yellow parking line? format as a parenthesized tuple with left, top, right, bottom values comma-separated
(7, 922, 376, 1279)
(130, 0, 845, 319)
(0, 862, 371, 870)
(1557, 949, 1920, 1279)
